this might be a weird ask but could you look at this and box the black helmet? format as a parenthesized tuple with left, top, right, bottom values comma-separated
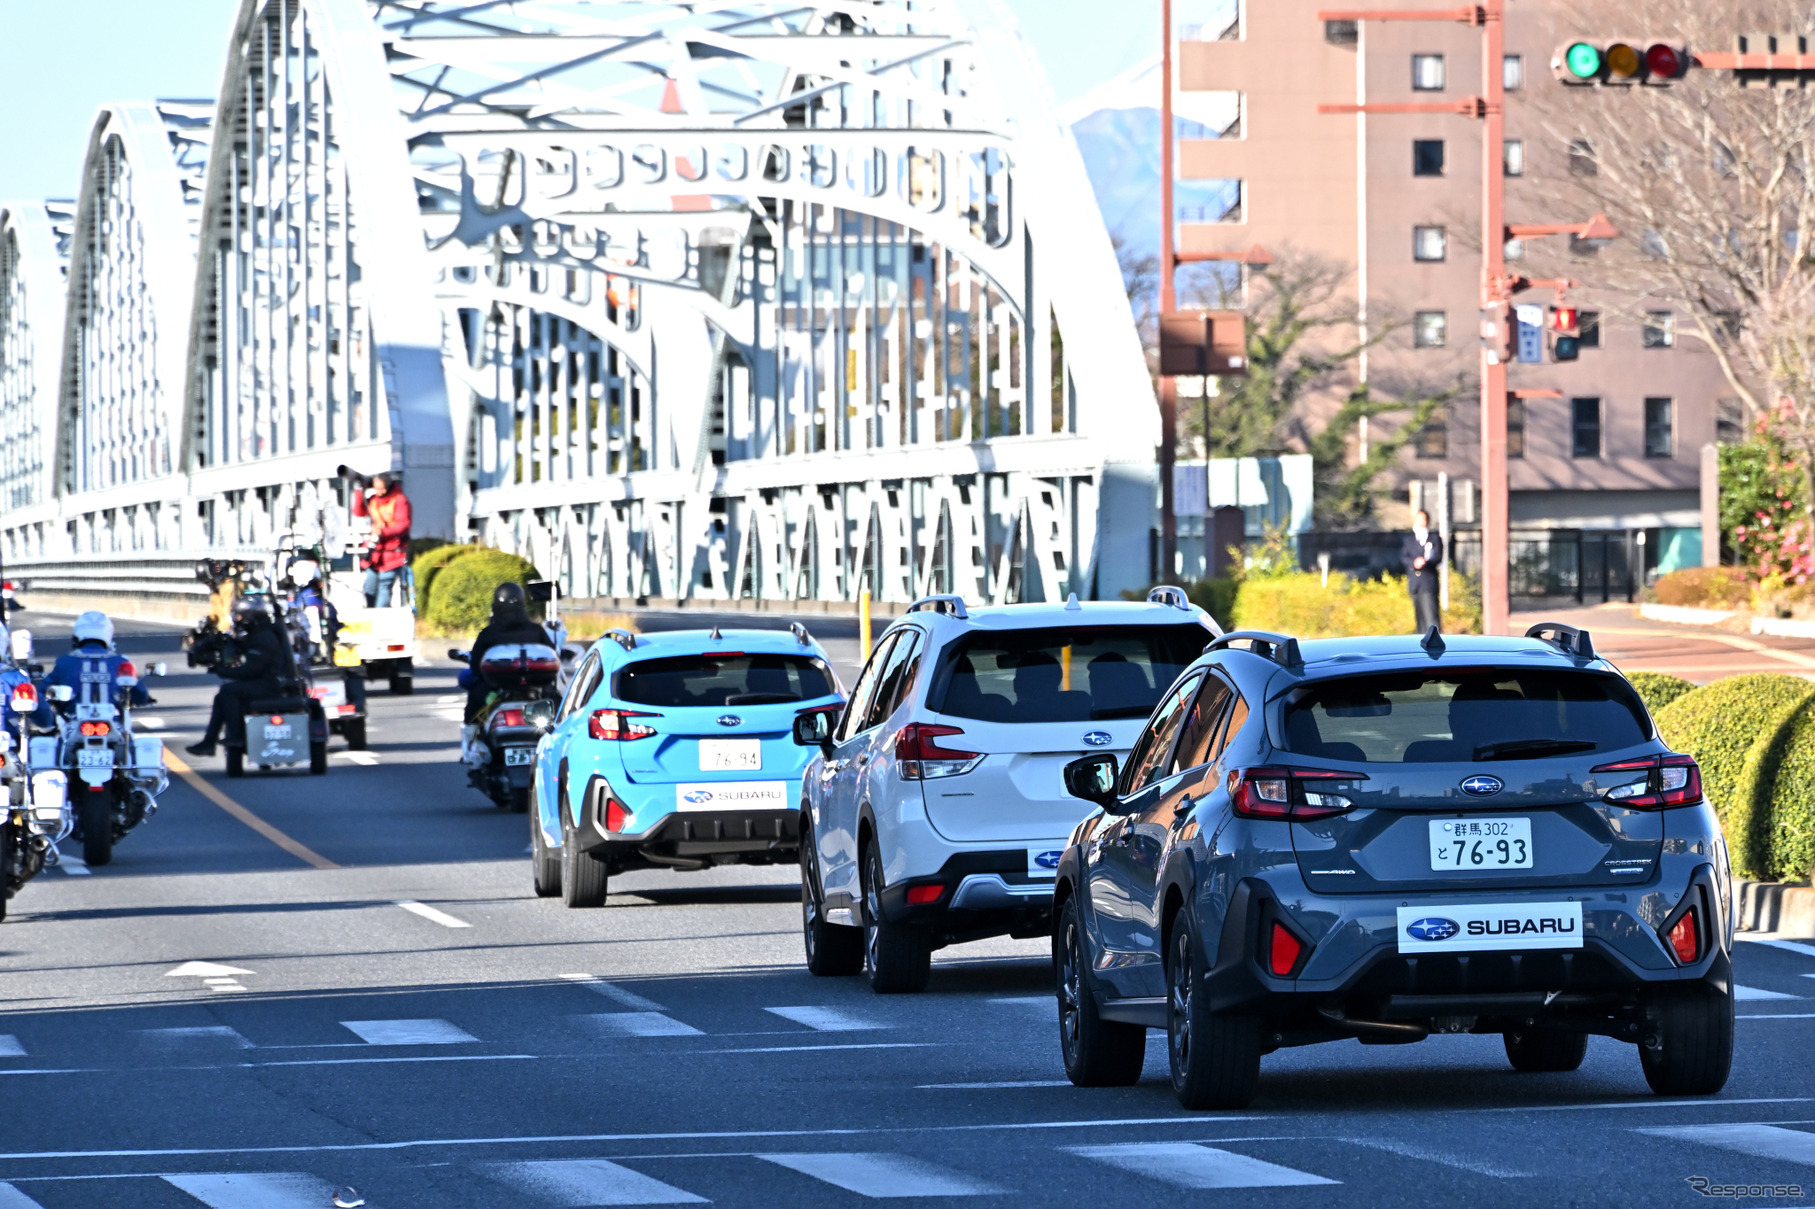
(492, 581, 527, 611)
(231, 596, 272, 628)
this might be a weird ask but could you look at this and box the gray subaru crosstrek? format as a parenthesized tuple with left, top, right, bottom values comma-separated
(1052, 624, 1734, 1109)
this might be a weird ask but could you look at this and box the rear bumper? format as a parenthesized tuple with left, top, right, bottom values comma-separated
(874, 850, 1057, 944)
(574, 773, 798, 866)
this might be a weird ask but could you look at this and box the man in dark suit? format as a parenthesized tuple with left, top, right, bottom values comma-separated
(1401, 508, 1444, 635)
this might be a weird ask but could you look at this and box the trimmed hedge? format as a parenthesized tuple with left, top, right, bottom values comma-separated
(425, 548, 540, 632)
(1625, 671, 1695, 716)
(1653, 674, 1814, 849)
(1231, 571, 1481, 638)
(1734, 687, 1815, 879)
(411, 542, 479, 619)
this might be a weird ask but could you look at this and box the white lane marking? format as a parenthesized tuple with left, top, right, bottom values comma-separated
(437, 694, 464, 704)
(702, 1042, 932, 1054)
(1342, 1136, 1530, 1178)
(766, 1006, 884, 1032)
(339, 752, 379, 766)
(0, 1037, 24, 1058)
(1639, 1123, 1815, 1165)
(583, 1012, 703, 1038)
(165, 962, 254, 978)
(140, 1027, 252, 1050)
(757, 1152, 1003, 1198)
(0, 1187, 43, 1209)
(57, 854, 90, 876)
(394, 900, 471, 929)
(485, 1159, 706, 1206)
(987, 996, 1051, 1007)
(1749, 938, 1815, 959)
(1069, 1142, 1338, 1189)
(1484, 1096, 1815, 1112)
(1736, 985, 1801, 1000)
(340, 1019, 476, 1046)
(162, 1171, 336, 1208)
(560, 974, 665, 1011)
(253, 1054, 531, 1068)
(917, 1080, 1071, 1089)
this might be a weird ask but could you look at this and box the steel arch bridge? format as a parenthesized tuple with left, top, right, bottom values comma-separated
(0, 0, 1160, 610)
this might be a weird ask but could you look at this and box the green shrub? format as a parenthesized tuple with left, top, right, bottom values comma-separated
(1654, 674, 1815, 843)
(1735, 688, 1815, 879)
(1624, 671, 1695, 716)
(1769, 703, 1815, 881)
(412, 541, 479, 618)
(1653, 565, 1750, 609)
(425, 548, 540, 632)
(1231, 571, 1481, 638)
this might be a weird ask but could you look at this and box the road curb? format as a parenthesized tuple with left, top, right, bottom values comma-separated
(1736, 878, 1815, 937)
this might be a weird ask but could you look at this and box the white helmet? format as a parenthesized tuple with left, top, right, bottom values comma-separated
(72, 610, 114, 647)
(290, 558, 320, 585)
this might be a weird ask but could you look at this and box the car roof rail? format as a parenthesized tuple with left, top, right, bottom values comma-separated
(789, 622, 812, 646)
(1524, 622, 1595, 660)
(1207, 629, 1303, 670)
(1147, 585, 1191, 610)
(907, 594, 969, 619)
(604, 628, 638, 652)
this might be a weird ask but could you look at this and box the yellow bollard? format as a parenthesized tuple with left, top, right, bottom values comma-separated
(859, 587, 872, 656)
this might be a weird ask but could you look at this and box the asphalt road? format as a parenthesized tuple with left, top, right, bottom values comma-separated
(0, 612, 1811, 1208)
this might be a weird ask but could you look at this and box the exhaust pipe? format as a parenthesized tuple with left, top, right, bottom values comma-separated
(130, 788, 157, 820)
(1318, 1005, 1430, 1041)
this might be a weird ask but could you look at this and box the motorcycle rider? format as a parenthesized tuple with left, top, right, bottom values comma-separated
(184, 598, 288, 758)
(460, 582, 553, 764)
(350, 471, 411, 608)
(40, 612, 151, 723)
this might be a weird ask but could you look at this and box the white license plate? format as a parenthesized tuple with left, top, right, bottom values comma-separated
(674, 781, 789, 810)
(76, 748, 114, 769)
(264, 725, 295, 741)
(1430, 818, 1533, 870)
(699, 739, 761, 772)
(504, 747, 535, 766)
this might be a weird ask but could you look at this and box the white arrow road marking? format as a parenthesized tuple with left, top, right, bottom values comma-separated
(485, 1159, 706, 1206)
(166, 962, 253, 978)
(394, 900, 471, 928)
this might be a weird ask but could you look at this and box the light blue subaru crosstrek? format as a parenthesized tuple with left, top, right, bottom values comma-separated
(530, 625, 844, 907)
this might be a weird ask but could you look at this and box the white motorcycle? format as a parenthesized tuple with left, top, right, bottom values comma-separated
(1, 630, 72, 916)
(42, 655, 168, 867)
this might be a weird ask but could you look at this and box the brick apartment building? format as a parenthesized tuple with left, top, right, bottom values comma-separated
(1178, 0, 1733, 585)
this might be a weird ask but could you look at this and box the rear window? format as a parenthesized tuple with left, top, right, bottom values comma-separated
(1281, 669, 1649, 763)
(926, 624, 1210, 724)
(614, 653, 836, 708)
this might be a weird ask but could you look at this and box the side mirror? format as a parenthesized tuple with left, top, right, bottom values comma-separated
(522, 700, 557, 732)
(1064, 753, 1122, 808)
(448, 648, 470, 663)
(47, 685, 74, 704)
(8, 630, 31, 662)
(150, 662, 168, 678)
(792, 710, 833, 750)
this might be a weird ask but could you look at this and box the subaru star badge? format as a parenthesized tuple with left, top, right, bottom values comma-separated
(1460, 774, 1503, 796)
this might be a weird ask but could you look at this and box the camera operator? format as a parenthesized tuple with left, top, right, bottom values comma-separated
(344, 468, 411, 608)
(184, 598, 287, 758)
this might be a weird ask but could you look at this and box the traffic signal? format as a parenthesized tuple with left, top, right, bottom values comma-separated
(1554, 40, 1688, 84)
(1550, 306, 1580, 361)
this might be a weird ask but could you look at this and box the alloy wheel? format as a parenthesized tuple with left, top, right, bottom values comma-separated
(1059, 916, 1083, 1058)
(1169, 927, 1193, 1073)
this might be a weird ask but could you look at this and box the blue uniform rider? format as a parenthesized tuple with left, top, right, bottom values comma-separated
(0, 623, 37, 738)
(38, 612, 151, 726)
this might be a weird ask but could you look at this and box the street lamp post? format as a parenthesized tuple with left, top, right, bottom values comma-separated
(1159, 0, 1178, 584)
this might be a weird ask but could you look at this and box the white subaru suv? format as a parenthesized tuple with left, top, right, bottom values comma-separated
(792, 589, 1220, 992)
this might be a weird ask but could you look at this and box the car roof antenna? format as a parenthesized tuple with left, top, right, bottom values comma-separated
(1420, 625, 1445, 655)
(709, 624, 721, 640)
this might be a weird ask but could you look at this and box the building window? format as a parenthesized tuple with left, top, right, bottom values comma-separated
(1504, 139, 1524, 176)
(1417, 405, 1449, 458)
(1568, 138, 1597, 176)
(1324, 19, 1358, 45)
(1572, 397, 1601, 458)
(1503, 54, 1524, 90)
(1643, 310, 1675, 348)
(1645, 397, 1674, 458)
(1413, 226, 1447, 262)
(1507, 397, 1525, 458)
(1717, 396, 1746, 443)
(1414, 311, 1447, 347)
(1413, 54, 1446, 91)
(1578, 311, 1602, 348)
(1413, 139, 1445, 176)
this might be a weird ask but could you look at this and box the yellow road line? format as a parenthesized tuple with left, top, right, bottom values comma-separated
(163, 751, 340, 870)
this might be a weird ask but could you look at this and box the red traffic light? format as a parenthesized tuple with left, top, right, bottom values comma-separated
(1550, 307, 1578, 332)
(1646, 43, 1683, 77)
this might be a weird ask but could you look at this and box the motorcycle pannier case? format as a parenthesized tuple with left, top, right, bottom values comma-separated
(478, 643, 559, 690)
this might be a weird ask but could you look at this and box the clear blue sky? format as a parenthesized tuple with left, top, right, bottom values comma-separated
(0, 1, 1158, 203)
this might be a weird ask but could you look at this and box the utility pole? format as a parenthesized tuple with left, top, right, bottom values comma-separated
(1158, 0, 1178, 584)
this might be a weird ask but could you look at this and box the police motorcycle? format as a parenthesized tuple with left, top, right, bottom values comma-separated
(40, 623, 169, 867)
(0, 628, 72, 914)
(274, 544, 369, 751)
(449, 586, 572, 813)
(183, 561, 329, 778)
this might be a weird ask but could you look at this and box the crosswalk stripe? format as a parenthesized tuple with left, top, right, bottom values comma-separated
(1068, 1142, 1338, 1189)
(57, 854, 90, 876)
(766, 1006, 883, 1032)
(1736, 985, 1800, 1000)
(1639, 1123, 1815, 1165)
(757, 1152, 1003, 1198)
(162, 1172, 337, 1208)
(0, 1036, 25, 1057)
(486, 1159, 706, 1206)
(561, 974, 665, 1011)
(340, 1019, 476, 1046)
(583, 1012, 703, 1038)
(0, 1183, 44, 1209)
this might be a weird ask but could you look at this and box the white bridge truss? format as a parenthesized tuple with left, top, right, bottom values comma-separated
(1, 0, 1160, 608)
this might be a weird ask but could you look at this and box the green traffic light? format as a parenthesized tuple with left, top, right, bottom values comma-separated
(1564, 42, 1602, 79)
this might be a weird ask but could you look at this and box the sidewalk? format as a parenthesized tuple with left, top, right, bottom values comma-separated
(1513, 602, 1815, 683)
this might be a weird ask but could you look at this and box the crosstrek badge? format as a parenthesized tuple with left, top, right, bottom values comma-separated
(1395, 901, 1584, 953)
(674, 781, 789, 811)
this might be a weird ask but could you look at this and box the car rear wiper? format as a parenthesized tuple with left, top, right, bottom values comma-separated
(1471, 738, 1597, 761)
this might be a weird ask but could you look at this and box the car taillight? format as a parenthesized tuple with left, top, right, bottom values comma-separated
(79, 721, 112, 737)
(1268, 921, 1304, 977)
(491, 708, 526, 728)
(895, 723, 982, 780)
(1229, 767, 1366, 820)
(8, 684, 37, 714)
(605, 796, 630, 831)
(1593, 753, 1701, 810)
(590, 709, 658, 741)
(905, 884, 943, 905)
(1667, 907, 1699, 964)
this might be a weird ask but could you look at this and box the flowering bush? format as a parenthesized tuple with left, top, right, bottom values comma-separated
(1724, 412, 1811, 582)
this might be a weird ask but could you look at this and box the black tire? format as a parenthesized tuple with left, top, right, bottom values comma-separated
(560, 810, 609, 908)
(1640, 984, 1734, 1096)
(225, 748, 244, 778)
(1057, 895, 1146, 1086)
(862, 845, 930, 994)
(309, 740, 328, 775)
(343, 718, 367, 751)
(79, 790, 115, 868)
(531, 807, 561, 899)
(802, 826, 863, 976)
(389, 674, 413, 696)
(1503, 1026, 1588, 1072)
(1166, 912, 1261, 1109)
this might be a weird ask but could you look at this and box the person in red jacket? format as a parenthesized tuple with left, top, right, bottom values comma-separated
(351, 472, 411, 607)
